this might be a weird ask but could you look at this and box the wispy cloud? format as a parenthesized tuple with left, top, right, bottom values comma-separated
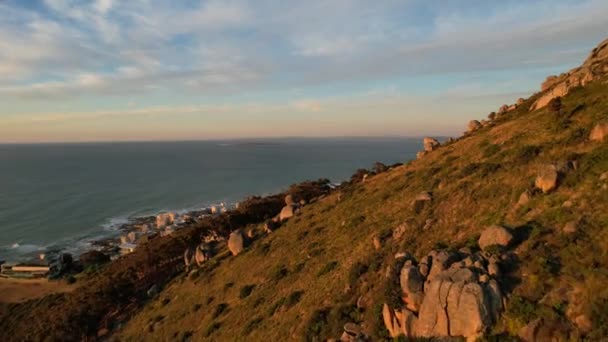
(0, 0, 607, 141)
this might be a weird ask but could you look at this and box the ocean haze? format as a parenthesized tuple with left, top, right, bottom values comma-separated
(0, 137, 421, 260)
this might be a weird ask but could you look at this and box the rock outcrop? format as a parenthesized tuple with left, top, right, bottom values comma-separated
(478, 225, 513, 250)
(382, 246, 508, 341)
(531, 38, 608, 111)
(423, 137, 440, 152)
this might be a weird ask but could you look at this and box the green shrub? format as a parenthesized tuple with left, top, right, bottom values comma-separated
(269, 264, 289, 281)
(212, 303, 229, 319)
(317, 261, 338, 277)
(204, 322, 221, 337)
(514, 145, 542, 164)
(239, 285, 256, 299)
(242, 316, 263, 335)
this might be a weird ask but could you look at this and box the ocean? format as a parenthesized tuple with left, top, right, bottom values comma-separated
(0, 138, 421, 261)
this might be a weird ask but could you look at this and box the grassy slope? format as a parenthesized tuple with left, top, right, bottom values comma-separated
(116, 80, 608, 341)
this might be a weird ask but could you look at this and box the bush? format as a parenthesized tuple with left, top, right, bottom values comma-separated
(285, 290, 304, 308)
(548, 97, 562, 113)
(348, 261, 369, 286)
(212, 303, 229, 319)
(514, 145, 542, 164)
(317, 261, 338, 277)
(239, 285, 256, 299)
(242, 316, 263, 335)
(204, 322, 221, 337)
(269, 264, 289, 281)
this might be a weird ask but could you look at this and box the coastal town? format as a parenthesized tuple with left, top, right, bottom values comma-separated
(0, 203, 233, 281)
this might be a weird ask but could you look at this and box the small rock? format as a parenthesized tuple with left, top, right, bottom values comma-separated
(372, 236, 382, 250)
(488, 262, 500, 277)
(517, 190, 532, 207)
(147, 284, 159, 298)
(574, 314, 593, 333)
(590, 122, 608, 142)
(479, 274, 490, 283)
(478, 225, 514, 250)
(562, 220, 578, 234)
(600, 172, 608, 181)
(562, 200, 573, 208)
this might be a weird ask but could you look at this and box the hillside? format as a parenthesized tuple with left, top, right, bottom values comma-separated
(114, 39, 608, 341)
(2, 38, 608, 342)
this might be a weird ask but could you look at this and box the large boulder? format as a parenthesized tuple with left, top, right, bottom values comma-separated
(478, 225, 513, 250)
(590, 122, 608, 142)
(423, 137, 440, 152)
(279, 205, 298, 221)
(228, 229, 246, 256)
(535, 165, 559, 193)
(155, 212, 176, 228)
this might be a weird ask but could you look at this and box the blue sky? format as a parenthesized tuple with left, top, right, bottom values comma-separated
(1, 0, 607, 142)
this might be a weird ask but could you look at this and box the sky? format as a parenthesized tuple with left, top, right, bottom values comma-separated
(0, 0, 607, 143)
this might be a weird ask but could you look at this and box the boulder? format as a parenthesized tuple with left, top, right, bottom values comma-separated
(478, 225, 513, 250)
(535, 165, 559, 193)
(590, 122, 608, 142)
(127, 231, 137, 243)
(412, 192, 433, 213)
(195, 244, 210, 266)
(79, 250, 111, 267)
(228, 229, 245, 256)
(488, 262, 500, 277)
(468, 120, 482, 132)
(600, 172, 608, 181)
(285, 194, 295, 206)
(498, 105, 509, 114)
(393, 219, 416, 240)
(279, 205, 297, 221)
(423, 137, 440, 152)
(400, 265, 425, 312)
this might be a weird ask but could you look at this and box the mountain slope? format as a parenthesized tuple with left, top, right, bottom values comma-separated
(115, 41, 608, 341)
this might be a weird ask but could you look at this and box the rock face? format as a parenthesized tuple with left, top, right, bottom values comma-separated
(228, 229, 245, 256)
(590, 122, 608, 142)
(383, 248, 506, 341)
(423, 137, 440, 152)
(468, 120, 482, 132)
(535, 165, 560, 193)
(478, 225, 513, 250)
(531, 38, 608, 111)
